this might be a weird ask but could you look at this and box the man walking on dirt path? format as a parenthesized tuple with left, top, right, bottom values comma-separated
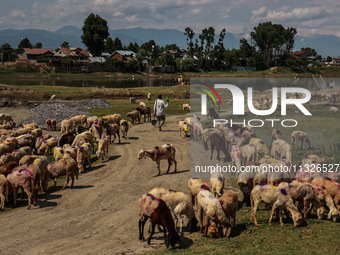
(154, 94, 169, 131)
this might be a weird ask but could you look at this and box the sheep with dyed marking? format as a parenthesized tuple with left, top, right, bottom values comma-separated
(278, 181, 324, 219)
(178, 120, 190, 138)
(197, 190, 232, 238)
(312, 178, 340, 215)
(231, 145, 241, 172)
(63, 145, 78, 161)
(182, 103, 190, 111)
(270, 127, 282, 147)
(138, 193, 181, 248)
(312, 185, 338, 222)
(250, 184, 303, 227)
(188, 178, 210, 206)
(0, 153, 16, 166)
(90, 121, 103, 143)
(7, 167, 35, 209)
(11, 146, 32, 163)
(43, 158, 78, 191)
(219, 190, 238, 227)
(53, 146, 65, 161)
(138, 144, 177, 175)
(86, 116, 99, 128)
(210, 172, 225, 198)
(71, 131, 95, 151)
(149, 188, 198, 234)
(192, 121, 203, 141)
(249, 138, 270, 161)
(37, 137, 58, 155)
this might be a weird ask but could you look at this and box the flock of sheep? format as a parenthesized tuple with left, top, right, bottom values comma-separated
(0, 101, 155, 211)
(138, 109, 340, 249)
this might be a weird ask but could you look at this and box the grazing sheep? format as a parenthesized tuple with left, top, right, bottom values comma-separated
(249, 138, 270, 161)
(7, 167, 35, 209)
(270, 127, 282, 147)
(312, 178, 340, 215)
(138, 193, 181, 248)
(120, 119, 129, 139)
(71, 132, 95, 151)
(182, 103, 191, 111)
(127, 110, 140, 124)
(11, 146, 32, 163)
(197, 190, 232, 238)
(278, 181, 323, 219)
(0, 161, 18, 176)
(77, 142, 92, 173)
(48, 94, 56, 102)
(138, 144, 177, 175)
(37, 137, 58, 155)
(240, 144, 256, 165)
(250, 184, 303, 227)
(104, 123, 120, 144)
(58, 131, 75, 147)
(29, 128, 43, 139)
(312, 186, 338, 222)
(15, 134, 35, 149)
(46, 119, 52, 131)
(69, 115, 87, 128)
(0, 113, 15, 127)
(0, 174, 9, 210)
(86, 116, 99, 129)
(271, 139, 292, 163)
(100, 114, 122, 126)
(237, 164, 259, 205)
(19, 155, 40, 166)
(210, 133, 229, 162)
(149, 188, 198, 234)
(95, 136, 110, 161)
(60, 119, 74, 133)
(291, 131, 312, 150)
(219, 190, 238, 227)
(90, 121, 103, 143)
(43, 158, 78, 191)
(210, 172, 225, 198)
(63, 145, 78, 161)
(18, 123, 39, 130)
(147, 93, 151, 101)
(192, 121, 203, 141)
(188, 178, 210, 206)
(178, 120, 190, 138)
(53, 146, 65, 161)
(329, 106, 338, 112)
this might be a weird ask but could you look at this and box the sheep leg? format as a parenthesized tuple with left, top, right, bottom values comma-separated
(61, 173, 69, 190)
(70, 174, 74, 189)
(203, 215, 209, 237)
(139, 216, 148, 241)
(251, 201, 260, 226)
(147, 223, 156, 245)
(118, 131, 121, 144)
(156, 161, 161, 175)
(210, 144, 214, 160)
(198, 205, 204, 233)
(166, 159, 172, 173)
(54, 177, 57, 189)
(303, 199, 307, 219)
(22, 184, 31, 209)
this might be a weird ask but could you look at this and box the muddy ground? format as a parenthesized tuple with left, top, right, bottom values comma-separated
(0, 107, 192, 255)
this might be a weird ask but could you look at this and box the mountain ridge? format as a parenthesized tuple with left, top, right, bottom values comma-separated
(0, 26, 339, 57)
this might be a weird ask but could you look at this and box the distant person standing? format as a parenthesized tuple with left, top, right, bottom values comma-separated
(154, 94, 169, 131)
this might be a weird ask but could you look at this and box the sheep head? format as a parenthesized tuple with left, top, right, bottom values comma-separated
(207, 222, 219, 238)
(138, 150, 146, 160)
(166, 231, 181, 248)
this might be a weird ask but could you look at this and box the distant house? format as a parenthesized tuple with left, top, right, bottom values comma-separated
(22, 48, 54, 60)
(88, 57, 106, 63)
(294, 51, 306, 59)
(109, 50, 137, 62)
(54, 47, 89, 62)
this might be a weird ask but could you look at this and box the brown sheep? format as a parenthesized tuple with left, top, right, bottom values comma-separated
(43, 158, 78, 191)
(0, 174, 9, 210)
(104, 123, 120, 144)
(210, 133, 229, 162)
(51, 119, 57, 131)
(219, 190, 238, 227)
(120, 119, 129, 139)
(46, 119, 52, 131)
(136, 106, 151, 122)
(0, 161, 18, 176)
(77, 143, 92, 173)
(69, 115, 87, 127)
(127, 110, 140, 124)
(138, 144, 177, 175)
(18, 123, 39, 130)
(100, 114, 122, 126)
(90, 121, 103, 143)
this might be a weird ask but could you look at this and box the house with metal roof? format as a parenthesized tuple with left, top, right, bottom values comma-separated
(109, 50, 137, 62)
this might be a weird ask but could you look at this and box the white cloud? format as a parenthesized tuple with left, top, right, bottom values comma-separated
(10, 10, 26, 19)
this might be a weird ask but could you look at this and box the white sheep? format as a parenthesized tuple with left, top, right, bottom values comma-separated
(188, 178, 210, 206)
(178, 120, 190, 138)
(271, 139, 292, 163)
(37, 137, 59, 155)
(148, 188, 197, 234)
(240, 144, 256, 165)
(197, 190, 232, 238)
(210, 172, 224, 198)
(96, 136, 110, 161)
(53, 146, 65, 161)
(77, 143, 92, 173)
(250, 184, 303, 227)
(329, 106, 338, 112)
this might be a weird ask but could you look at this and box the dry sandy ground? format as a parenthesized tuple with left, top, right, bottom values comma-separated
(0, 110, 192, 255)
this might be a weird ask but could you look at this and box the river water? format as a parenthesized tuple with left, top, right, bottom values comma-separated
(0, 76, 339, 90)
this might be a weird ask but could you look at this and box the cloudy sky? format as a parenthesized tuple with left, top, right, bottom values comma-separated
(0, 0, 339, 37)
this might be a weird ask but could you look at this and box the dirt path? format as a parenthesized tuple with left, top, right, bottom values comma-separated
(0, 115, 191, 255)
